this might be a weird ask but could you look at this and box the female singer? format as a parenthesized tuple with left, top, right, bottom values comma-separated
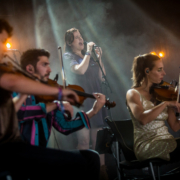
(63, 28, 108, 179)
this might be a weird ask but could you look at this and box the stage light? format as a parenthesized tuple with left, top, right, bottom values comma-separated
(6, 43, 11, 49)
(159, 52, 164, 57)
(151, 52, 156, 55)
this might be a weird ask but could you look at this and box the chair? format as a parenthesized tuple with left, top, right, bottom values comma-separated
(105, 117, 180, 180)
(0, 170, 12, 180)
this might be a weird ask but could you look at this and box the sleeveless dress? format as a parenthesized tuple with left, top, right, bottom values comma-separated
(128, 89, 177, 161)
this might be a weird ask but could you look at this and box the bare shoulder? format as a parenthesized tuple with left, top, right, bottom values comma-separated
(126, 89, 141, 103)
(126, 89, 139, 98)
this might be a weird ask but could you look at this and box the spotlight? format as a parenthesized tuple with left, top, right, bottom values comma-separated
(6, 43, 11, 49)
(151, 52, 156, 55)
(159, 52, 164, 57)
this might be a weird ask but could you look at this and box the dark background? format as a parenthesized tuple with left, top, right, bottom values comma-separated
(1, 0, 180, 178)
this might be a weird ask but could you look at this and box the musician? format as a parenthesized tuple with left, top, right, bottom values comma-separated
(63, 27, 108, 179)
(0, 18, 102, 180)
(12, 48, 106, 147)
(126, 53, 180, 162)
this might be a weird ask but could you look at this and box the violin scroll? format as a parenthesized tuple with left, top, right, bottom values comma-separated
(104, 98, 116, 109)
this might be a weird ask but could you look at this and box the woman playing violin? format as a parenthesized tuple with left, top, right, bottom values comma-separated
(126, 53, 180, 162)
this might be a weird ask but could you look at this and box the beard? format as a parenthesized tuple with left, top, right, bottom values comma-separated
(40, 74, 50, 82)
(34, 69, 50, 82)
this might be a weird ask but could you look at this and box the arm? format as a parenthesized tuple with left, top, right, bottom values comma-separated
(71, 55, 91, 75)
(1, 73, 59, 95)
(71, 42, 95, 75)
(0, 72, 79, 104)
(86, 93, 106, 119)
(15, 98, 73, 122)
(52, 93, 105, 135)
(13, 94, 28, 112)
(126, 89, 180, 125)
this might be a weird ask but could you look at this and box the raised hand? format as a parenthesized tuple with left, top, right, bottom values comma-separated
(91, 93, 106, 114)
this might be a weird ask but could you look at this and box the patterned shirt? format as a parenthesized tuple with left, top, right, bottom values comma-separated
(12, 92, 91, 147)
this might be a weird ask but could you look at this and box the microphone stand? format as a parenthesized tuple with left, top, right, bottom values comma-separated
(91, 47, 113, 119)
(92, 47, 120, 180)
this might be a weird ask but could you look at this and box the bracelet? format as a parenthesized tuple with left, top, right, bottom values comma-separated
(85, 51, 91, 56)
(58, 87, 62, 101)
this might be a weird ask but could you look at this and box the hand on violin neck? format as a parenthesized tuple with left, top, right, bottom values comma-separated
(92, 93, 106, 114)
(61, 89, 79, 106)
(86, 93, 106, 119)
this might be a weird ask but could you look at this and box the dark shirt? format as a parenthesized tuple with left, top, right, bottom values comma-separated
(0, 68, 22, 144)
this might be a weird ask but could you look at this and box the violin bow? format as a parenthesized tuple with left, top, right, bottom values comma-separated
(3, 54, 40, 81)
(177, 73, 180, 103)
(58, 46, 66, 89)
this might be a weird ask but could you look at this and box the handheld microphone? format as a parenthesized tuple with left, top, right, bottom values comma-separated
(83, 41, 100, 62)
(83, 41, 98, 47)
(7, 49, 18, 51)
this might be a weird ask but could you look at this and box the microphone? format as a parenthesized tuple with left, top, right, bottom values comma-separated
(83, 41, 99, 62)
(7, 49, 18, 51)
(83, 41, 98, 47)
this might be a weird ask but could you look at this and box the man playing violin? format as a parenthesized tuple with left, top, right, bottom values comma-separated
(12, 48, 106, 148)
(0, 18, 104, 180)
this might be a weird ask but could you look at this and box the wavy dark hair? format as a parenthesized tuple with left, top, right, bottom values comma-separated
(64, 27, 85, 55)
(0, 19, 13, 37)
(20, 48, 50, 71)
(131, 53, 161, 88)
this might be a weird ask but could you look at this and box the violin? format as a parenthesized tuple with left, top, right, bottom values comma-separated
(150, 80, 178, 102)
(2, 55, 116, 109)
(35, 78, 116, 109)
(1, 55, 41, 81)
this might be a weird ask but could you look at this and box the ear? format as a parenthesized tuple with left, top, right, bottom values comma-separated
(145, 68, 149, 75)
(26, 64, 35, 74)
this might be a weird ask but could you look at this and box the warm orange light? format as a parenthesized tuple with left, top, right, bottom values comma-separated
(151, 52, 156, 55)
(159, 52, 164, 57)
(6, 43, 11, 49)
